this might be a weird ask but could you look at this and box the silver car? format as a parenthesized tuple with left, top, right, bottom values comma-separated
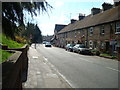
(73, 44, 91, 55)
(45, 42, 52, 47)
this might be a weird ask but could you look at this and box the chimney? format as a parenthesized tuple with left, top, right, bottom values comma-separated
(78, 13, 85, 20)
(114, 1, 120, 6)
(71, 19, 77, 24)
(91, 8, 101, 15)
(102, 2, 113, 11)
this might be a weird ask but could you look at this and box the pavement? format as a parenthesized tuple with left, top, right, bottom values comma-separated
(22, 46, 71, 88)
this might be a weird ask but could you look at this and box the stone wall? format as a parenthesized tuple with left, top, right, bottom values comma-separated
(2, 44, 29, 89)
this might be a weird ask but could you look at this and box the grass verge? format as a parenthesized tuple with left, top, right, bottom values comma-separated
(0, 34, 25, 63)
(1, 34, 24, 48)
(0, 49, 13, 63)
(100, 53, 117, 59)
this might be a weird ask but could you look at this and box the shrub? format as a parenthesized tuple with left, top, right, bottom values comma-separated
(15, 36, 26, 43)
(91, 49, 100, 56)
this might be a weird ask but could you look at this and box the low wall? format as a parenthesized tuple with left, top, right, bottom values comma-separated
(2, 44, 29, 89)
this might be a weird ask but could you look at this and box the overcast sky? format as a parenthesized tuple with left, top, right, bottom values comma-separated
(24, 0, 114, 36)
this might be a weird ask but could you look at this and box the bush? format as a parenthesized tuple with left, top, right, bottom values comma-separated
(15, 36, 26, 43)
(96, 51, 100, 56)
(91, 49, 100, 56)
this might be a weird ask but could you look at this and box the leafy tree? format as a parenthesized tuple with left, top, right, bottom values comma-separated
(22, 22, 35, 41)
(2, 1, 52, 40)
(23, 23, 42, 44)
(32, 24, 43, 43)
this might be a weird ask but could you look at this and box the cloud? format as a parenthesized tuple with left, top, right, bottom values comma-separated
(55, 1, 64, 7)
(38, 22, 55, 35)
(37, 13, 69, 35)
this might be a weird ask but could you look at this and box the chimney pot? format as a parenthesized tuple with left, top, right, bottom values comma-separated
(71, 19, 77, 24)
(91, 8, 101, 15)
(78, 13, 85, 20)
(102, 2, 113, 11)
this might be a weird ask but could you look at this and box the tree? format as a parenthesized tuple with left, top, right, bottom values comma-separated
(22, 23, 42, 44)
(32, 24, 43, 43)
(2, 1, 52, 40)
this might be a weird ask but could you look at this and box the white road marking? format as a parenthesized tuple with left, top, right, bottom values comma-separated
(43, 57, 48, 62)
(80, 58, 94, 63)
(42, 56, 73, 88)
(80, 57, 119, 72)
(36, 71, 41, 75)
(41, 50, 119, 88)
(46, 73, 58, 78)
(32, 56, 38, 59)
(106, 67, 120, 72)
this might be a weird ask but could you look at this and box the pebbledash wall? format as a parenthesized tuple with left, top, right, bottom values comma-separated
(55, 3, 120, 56)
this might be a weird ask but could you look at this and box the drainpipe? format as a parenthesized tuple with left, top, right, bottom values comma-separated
(86, 28, 88, 48)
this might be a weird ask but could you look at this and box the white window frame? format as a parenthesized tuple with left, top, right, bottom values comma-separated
(100, 41, 105, 49)
(89, 27, 93, 36)
(115, 21, 120, 34)
(89, 40, 93, 49)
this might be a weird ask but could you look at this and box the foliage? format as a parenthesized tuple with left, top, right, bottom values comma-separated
(100, 53, 117, 58)
(32, 24, 43, 43)
(23, 23, 43, 43)
(0, 49, 13, 63)
(1, 34, 24, 48)
(0, 34, 25, 63)
(15, 36, 27, 43)
(23, 22, 35, 39)
(2, 1, 52, 39)
(100, 53, 111, 56)
(91, 49, 100, 56)
(111, 56, 117, 59)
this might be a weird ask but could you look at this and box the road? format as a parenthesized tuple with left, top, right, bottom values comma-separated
(34, 44, 119, 88)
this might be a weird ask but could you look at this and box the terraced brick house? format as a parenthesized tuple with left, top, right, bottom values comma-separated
(55, 2, 120, 57)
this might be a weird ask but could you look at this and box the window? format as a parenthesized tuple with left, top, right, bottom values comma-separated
(100, 41, 105, 49)
(82, 30, 85, 35)
(100, 25, 105, 35)
(89, 27, 93, 36)
(89, 40, 93, 49)
(74, 31, 76, 38)
(115, 21, 120, 34)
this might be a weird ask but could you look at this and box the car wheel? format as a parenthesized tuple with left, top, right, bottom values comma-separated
(78, 50, 81, 54)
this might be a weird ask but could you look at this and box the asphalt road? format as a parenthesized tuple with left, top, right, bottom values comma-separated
(34, 44, 119, 88)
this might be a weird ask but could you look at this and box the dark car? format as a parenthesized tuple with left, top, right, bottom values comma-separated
(65, 44, 74, 52)
(45, 42, 52, 47)
(73, 44, 91, 55)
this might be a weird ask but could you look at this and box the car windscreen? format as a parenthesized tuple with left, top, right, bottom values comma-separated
(79, 45, 85, 48)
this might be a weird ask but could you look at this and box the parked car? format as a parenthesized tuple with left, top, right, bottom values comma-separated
(65, 44, 75, 52)
(42, 41, 47, 44)
(45, 42, 52, 47)
(73, 44, 91, 55)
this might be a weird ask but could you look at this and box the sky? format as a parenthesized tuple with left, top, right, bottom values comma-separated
(25, 0, 114, 36)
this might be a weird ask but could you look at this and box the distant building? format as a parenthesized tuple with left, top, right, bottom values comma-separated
(43, 35, 53, 42)
(52, 24, 67, 46)
(54, 24, 67, 34)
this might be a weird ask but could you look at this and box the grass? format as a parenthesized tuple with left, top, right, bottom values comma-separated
(100, 53, 117, 59)
(0, 34, 25, 63)
(1, 34, 24, 48)
(0, 49, 13, 63)
(100, 53, 110, 56)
